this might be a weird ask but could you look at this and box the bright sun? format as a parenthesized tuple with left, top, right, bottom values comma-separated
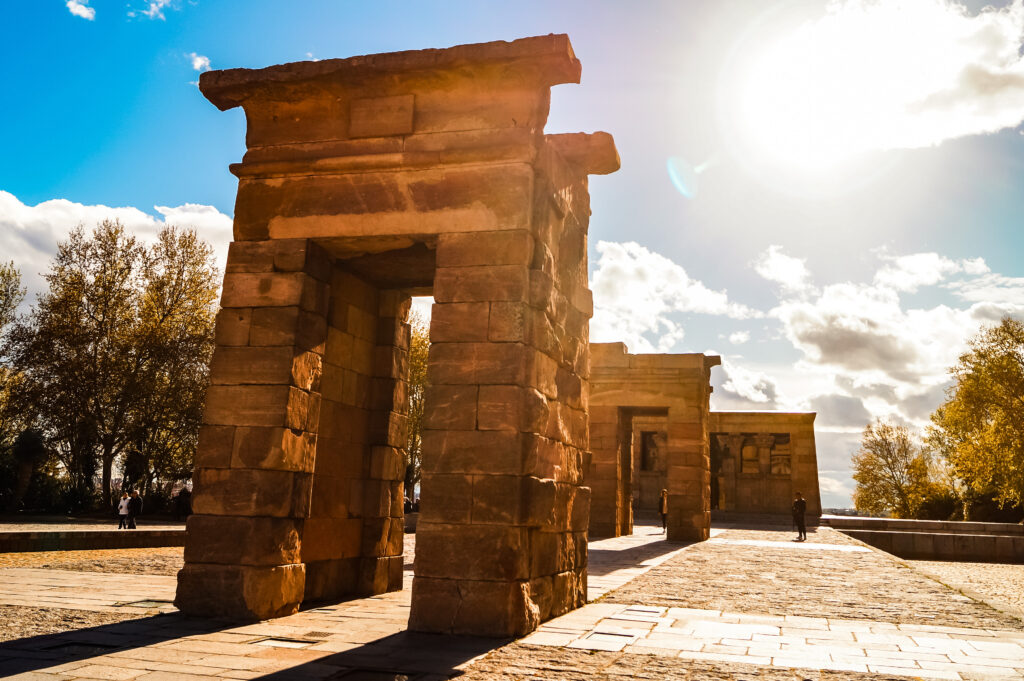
(724, 0, 1024, 175)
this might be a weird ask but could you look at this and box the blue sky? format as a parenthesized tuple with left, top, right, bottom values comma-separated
(5, 0, 1024, 506)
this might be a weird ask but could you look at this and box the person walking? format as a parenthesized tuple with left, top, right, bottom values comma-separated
(127, 489, 143, 530)
(659, 488, 669, 533)
(792, 491, 807, 541)
(116, 493, 130, 529)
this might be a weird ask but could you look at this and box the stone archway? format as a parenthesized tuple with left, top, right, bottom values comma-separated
(174, 35, 618, 638)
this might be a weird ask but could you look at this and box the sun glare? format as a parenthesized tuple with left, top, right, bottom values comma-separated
(723, 0, 1024, 178)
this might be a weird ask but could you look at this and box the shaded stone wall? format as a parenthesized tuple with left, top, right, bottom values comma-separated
(708, 411, 821, 517)
(176, 35, 618, 635)
(587, 343, 720, 540)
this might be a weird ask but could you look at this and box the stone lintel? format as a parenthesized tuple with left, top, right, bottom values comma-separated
(200, 34, 581, 112)
(546, 132, 620, 175)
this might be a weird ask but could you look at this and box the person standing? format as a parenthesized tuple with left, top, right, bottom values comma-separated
(116, 493, 130, 529)
(127, 489, 143, 530)
(792, 491, 807, 541)
(659, 488, 669, 533)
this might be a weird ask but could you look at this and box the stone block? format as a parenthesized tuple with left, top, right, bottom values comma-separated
(231, 426, 315, 472)
(184, 515, 301, 566)
(422, 385, 478, 430)
(204, 385, 290, 427)
(196, 425, 234, 469)
(434, 265, 529, 303)
(311, 437, 366, 478)
(210, 346, 295, 386)
(175, 563, 304, 620)
(303, 557, 359, 601)
(369, 446, 406, 481)
(221, 272, 306, 308)
(429, 341, 526, 385)
(436, 230, 533, 268)
(409, 577, 539, 637)
(420, 430, 523, 475)
(415, 523, 530, 581)
(249, 307, 326, 353)
(471, 474, 524, 524)
(192, 468, 310, 518)
(308, 474, 353, 518)
(419, 473, 472, 523)
(430, 302, 489, 342)
(488, 301, 528, 342)
(477, 385, 548, 433)
(215, 308, 252, 346)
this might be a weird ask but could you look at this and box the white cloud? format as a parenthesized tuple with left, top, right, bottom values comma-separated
(712, 359, 779, 409)
(731, 0, 1024, 167)
(66, 0, 95, 20)
(947, 272, 1024, 305)
(590, 241, 760, 352)
(188, 52, 211, 72)
(728, 331, 750, 345)
(141, 0, 174, 19)
(0, 190, 232, 305)
(753, 245, 812, 293)
(874, 251, 989, 292)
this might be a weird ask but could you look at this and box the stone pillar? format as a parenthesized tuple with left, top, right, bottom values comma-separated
(410, 136, 599, 637)
(176, 239, 330, 620)
(586, 405, 621, 537)
(666, 404, 710, 542)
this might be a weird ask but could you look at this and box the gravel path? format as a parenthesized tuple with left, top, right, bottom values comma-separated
(0, 547, 183, 575)
(0, 605, 139, 643)
(910, 559, 1024, 618)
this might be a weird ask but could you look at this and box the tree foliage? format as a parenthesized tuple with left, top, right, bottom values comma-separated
(404, 307, 429, 497)
(852, 419, 931, 518)
(928, 316, 1024, 508)
(6, 221, 218, 506)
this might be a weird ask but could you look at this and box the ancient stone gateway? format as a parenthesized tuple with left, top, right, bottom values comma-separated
(174, 35, 619, 637)
(708, 411, 822, 518)
(587, 342, 720, 540)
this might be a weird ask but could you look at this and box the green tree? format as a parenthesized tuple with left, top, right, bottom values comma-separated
(404, 308, 429, 497)
(8, 221, 218, 507)
(852, 419, 931, 518)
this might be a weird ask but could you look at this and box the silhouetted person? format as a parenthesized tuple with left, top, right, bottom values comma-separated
(127, 489, 143, 529)
(792, 491, 807, 541)
(173, 488, 192, 521)
(659, 488, 669, 533)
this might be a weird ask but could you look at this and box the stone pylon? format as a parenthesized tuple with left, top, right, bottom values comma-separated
(175, 35, 618, 637)
(587, 343, 720, 540)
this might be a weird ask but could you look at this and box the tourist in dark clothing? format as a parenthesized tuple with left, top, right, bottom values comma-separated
(659, 488, 669, 533)
(127, 490, 143, 529)
(792, 491, 807, 541)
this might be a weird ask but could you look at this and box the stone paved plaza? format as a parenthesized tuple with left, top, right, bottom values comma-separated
(1, 523, 1022, 680)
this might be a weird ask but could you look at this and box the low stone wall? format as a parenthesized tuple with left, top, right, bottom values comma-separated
(824, 515, 1024, 536)
(840, 529, 1024, 563)
(0, 529, 185, 553)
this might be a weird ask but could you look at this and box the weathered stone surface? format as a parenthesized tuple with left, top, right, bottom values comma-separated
(174, 563, 304, 621)
(183, 515, 302, 566)
(182, 34, 615, 637)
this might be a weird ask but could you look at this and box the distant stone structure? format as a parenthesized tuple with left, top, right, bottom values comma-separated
(708, 411, 821, 517)
(585, 344, 822, 537)
(588, 343, 721, 540)
(176, 35, 619, 637)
